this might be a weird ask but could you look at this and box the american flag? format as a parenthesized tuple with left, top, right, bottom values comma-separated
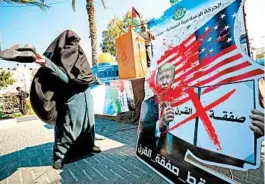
(155, 0, 264, 108)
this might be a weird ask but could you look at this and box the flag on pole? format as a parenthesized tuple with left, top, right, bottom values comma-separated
(132, 7, 141, 27)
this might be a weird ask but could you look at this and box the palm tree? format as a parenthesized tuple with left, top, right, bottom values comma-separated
(74, 0, 106, 66)
(46, 0, 106, 66)
(49, 0, 107, 66)
(3, 0, 105, 66)
(0, 0, 48, 10)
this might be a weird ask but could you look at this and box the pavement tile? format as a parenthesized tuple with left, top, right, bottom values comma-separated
(84, 156, 100, 166)
(131, 172, 154, 184)
(0, 119, 172, 184)
(116, 174, 139, 184)
(45, 169, 61, 183)
(6, 171, 21, 184)
(91, 163, 114, 179)
(60, 169, 79, 184)
(246, 174, 264, 184)
(117, 163, 143, 178)
(233, 177, 250, 184)
(248, 163, 264, 178)
(148, 175, 168, 184)
(20, 168, 36, 184)
(83, 168, 106, 184)
(29, 157, 42, 166)
(19, 159, 31, 168)
(231, 169, 248, 180)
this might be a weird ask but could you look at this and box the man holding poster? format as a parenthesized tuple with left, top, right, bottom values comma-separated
(136, 0, 264, 183)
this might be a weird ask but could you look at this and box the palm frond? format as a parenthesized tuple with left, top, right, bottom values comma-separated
(100, 0, 106, 10)
(71, 0, 75, 12)
(1, 0, 49, 10)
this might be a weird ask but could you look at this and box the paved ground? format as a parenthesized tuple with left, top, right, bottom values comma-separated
(0, 118, 168, 184)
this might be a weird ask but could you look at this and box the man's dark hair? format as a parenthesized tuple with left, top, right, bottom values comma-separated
(16, 87, 21, 91)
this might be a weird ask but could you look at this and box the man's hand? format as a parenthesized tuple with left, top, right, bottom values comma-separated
(148, 31, 156, 40)
(159, 105, 174, 131)
(250, 109, 264, 138)
(34, 54, 46, 65)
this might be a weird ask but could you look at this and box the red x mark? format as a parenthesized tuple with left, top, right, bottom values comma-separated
(162, 88, 236, 150)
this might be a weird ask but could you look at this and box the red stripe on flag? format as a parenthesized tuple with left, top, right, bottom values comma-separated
(217, 32, 229, 42)
(174, 45, 237, 84)
(195, 61, 251, 87)
(162, 53, 181, 66)
(174, 53, 199, 75)
(171, 96, 190, 107)
(157, 46, 179, 65)
(197, 29, 212, 41)
(202, 69, 265, 94)
(183, 34, 196, 46)
(200, 45, 237, 65)
(185, 53, 243, 84)
(157, 34, 196, 65)
(171, 68, 264, 108)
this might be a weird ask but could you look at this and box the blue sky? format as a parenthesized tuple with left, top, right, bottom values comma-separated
(0, 0, 170, 67)
(0, 0, 264, 68)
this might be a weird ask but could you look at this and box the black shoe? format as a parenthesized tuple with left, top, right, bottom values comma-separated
(53, 159, 63, 170)
(95, 136, 104, 140)
(92, 145, 101, 153)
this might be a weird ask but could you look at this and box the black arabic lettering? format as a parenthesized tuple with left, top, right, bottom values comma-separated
(209, 110, 246, 123)
(186, 171, 197, 184)
(209, 110, 215, 118)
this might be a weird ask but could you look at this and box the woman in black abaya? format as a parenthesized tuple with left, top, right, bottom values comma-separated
(0, 30, 102, 169)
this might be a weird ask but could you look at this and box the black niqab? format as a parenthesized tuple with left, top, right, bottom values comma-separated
(30, 30, 96, 124)
(43, 30, 96, 85)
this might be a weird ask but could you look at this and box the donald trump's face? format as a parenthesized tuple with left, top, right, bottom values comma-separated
(157, 63, 175, 90)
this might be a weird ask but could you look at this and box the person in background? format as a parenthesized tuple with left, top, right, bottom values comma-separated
(139, 20, 156, 68)
(16, 87, 28, 115)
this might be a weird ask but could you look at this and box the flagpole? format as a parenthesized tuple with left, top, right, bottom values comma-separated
(131, 7, 135, 31)
(243, 5, 251, 57)
(131, 7, 133, 28)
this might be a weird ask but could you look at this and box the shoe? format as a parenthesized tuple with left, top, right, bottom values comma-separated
(95, 136, 105, 140)
(92, 145, 101, 153)
(53, 159, 63, 170)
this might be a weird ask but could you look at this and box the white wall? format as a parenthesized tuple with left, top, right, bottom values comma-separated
(0, 67, 38, 94)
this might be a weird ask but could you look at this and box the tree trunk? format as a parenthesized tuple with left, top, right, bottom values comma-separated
(86, 0, 98, 66)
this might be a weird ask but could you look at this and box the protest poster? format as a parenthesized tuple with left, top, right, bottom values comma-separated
(91, 80, 135, 116)
(110, 80, 136, 110)
(136, 0, 264, 183)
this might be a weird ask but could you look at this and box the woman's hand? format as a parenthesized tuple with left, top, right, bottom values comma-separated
(34, 54, 46, 65)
